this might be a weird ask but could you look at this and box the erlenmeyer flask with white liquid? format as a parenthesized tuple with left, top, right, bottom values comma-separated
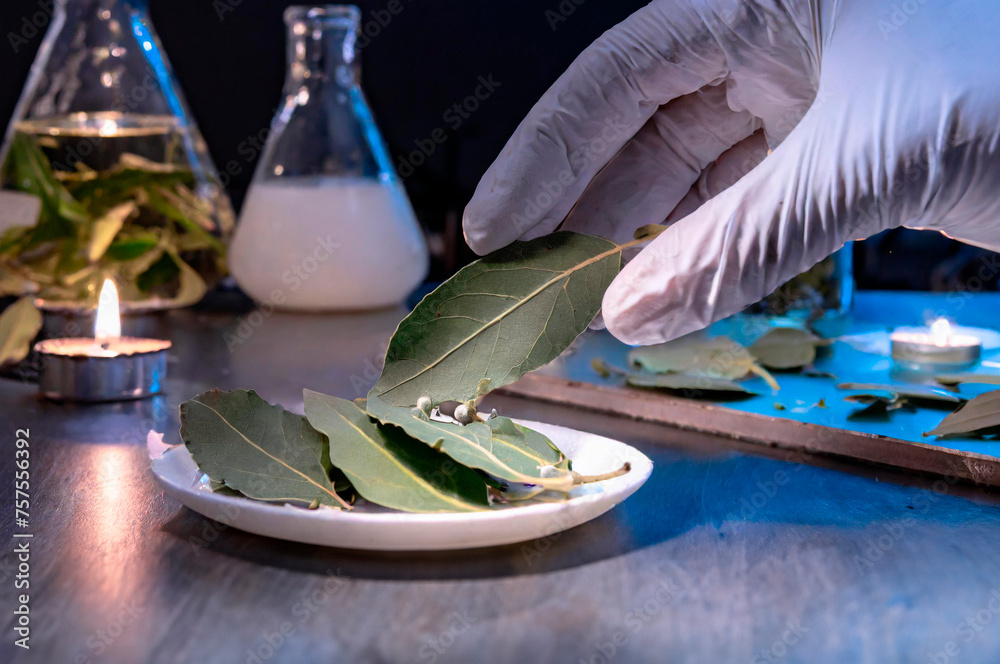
(230, 5, 428, 311)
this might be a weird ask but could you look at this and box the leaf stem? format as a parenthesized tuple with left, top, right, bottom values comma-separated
(572, 462, 632, 485)
(749, 363, 780, 391)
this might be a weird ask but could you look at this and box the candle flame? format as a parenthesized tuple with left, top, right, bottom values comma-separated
(930, 317, 952, 347)
(95, 278, 121, 341)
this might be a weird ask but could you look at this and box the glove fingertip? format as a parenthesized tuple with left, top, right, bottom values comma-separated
(601, 278, 666, 346)
(461, 205, 501, 256)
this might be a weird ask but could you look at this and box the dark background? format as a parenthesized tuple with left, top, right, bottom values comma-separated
(1, 0, 996, 290)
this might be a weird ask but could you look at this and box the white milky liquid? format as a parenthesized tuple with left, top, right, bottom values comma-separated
(230, 176, 428, 310)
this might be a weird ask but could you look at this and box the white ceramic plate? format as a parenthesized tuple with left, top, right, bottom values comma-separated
(149, 420, 652, 551)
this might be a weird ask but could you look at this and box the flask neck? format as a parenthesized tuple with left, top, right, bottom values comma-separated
(258, 5, 398, 183)
(55, 0, 149, 19)
(284, 7, 361, 91)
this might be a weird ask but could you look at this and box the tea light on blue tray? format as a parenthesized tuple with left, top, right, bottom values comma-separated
(891, 317, 982, 370)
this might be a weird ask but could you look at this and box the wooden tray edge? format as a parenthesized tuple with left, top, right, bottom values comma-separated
(498, 373, 1000, 486)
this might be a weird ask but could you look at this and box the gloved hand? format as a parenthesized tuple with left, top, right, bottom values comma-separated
(462, 0, 1000, 345)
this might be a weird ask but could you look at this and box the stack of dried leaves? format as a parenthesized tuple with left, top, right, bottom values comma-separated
(178, 230, 652, 513)
(591, 326, 832, 400)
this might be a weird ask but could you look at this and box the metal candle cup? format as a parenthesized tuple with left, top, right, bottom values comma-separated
(34, 337, 171, 401)
(890, 318, 982, 370)
(33, 279, 172, 402)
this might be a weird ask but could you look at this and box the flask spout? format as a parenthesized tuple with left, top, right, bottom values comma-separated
(284, 5, 362, 89)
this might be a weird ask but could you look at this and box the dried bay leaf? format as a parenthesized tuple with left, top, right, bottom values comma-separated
(106, 232, 159, 261)
(840, 382, 964, 422)
(802, 368, 838, 379)
(365, 394, 571, 488)
(0, 297, 42, 366)
(847, 397, 902, 421)
(591, 357, 612, 378)
(749, 327, 828, 370)
(163, 252, 208, 307)
(592, 356, 756, 399)
(626, 372, 757, 397)
(179, 389, 351, 509)
(487, 416, 569, 470)
(136, 252, 179, 292)
(69, 165, 191, 209)
(924, 390, 1000, 438)
(632, 224, 669, 241)
(837, 382, 965, 406)
(628, 335, 754, 380)
(147, 186, 225, 254)
(935, 374, 1000, 388)
(9, 133, 89, 228)
(370, 232, 622, 408)
(304, 390, 489, 513)
(86, 201, 135, 262)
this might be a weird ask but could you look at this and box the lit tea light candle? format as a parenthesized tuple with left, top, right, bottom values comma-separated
(890, 317, 982, 368)
(34, 279, 172, 401)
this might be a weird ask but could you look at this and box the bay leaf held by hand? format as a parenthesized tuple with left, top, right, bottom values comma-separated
(304, 390, 489, 512)
(365, 394, 569, 486)
(179, 389, 350, 508)
(0, 297, 42, 366)
(369, 232, 621, 408)
(925, 390, 1000, 438)
(628, 335, 754, 380)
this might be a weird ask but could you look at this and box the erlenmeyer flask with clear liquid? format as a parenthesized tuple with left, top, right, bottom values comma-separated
(0, 0, 234, 311)
(229, 5, 428, 311)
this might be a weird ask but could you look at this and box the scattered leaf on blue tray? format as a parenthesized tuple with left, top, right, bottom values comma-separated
(628, 335, 755, 380)
(924, 390, 1000, 438)
(802, 368, 838, 379)
(838, 382, 966, 406)
(626, 372, 757, 397)
(749, 327, 829, 370)
(592, 357, 757, 399)
(934, 374, 1000, 388)
(847, 397, 902, 421)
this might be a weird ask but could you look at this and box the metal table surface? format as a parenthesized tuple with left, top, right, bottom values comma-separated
(2, 305, 1000, 664)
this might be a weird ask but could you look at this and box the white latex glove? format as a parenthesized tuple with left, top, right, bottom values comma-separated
(463, 0, 1000, 345)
